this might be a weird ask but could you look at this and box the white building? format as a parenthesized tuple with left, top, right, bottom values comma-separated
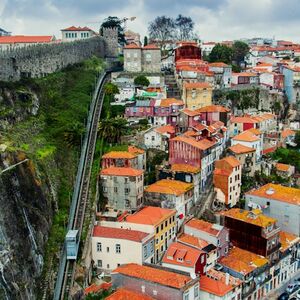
(245, 183, 300, 236)
(201, 42, 216, 56)
(61, 26, 96, 42)
(231, 130, 262, 162)
(91, 225, 154, 271)
(144, 125, 175, 151)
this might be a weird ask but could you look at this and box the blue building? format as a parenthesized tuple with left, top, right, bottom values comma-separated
(283, 66, 300, 103)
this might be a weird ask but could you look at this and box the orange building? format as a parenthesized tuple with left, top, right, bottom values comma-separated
(213, 156, 241, 207)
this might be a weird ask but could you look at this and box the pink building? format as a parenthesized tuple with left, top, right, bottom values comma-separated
(196, 105, 230, 126)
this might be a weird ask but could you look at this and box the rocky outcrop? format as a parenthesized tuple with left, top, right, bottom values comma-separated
(0, 151, 56, 299)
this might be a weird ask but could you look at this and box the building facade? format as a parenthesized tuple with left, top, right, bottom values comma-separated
(61, 26, 96, 41)
(100, 167, 144, 211)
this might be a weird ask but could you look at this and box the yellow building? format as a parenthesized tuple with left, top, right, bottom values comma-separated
(182, 82, 212, 109)
(125, 206, 176, 262)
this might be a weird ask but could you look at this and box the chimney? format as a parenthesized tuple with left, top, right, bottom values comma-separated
(225, 272, 230, 285)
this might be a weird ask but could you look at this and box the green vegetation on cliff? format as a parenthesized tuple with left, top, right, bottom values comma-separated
(0, 56, 105, 295)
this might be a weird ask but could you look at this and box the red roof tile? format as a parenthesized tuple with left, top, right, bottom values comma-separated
(125, 206, 176, 226)
(228, 143, 256, 154)
(177, 234, 209, 250)
(183, 82, 212, 89)
(143, 44, 160, 50)
(124, 43, 141, 49)
(200, 276, 233, 296)
(145, 179, 193, 196)
(171, 135, 216, 151)
(84, 282, 111, 295)
(112, 263, 192, 289)
(106, 288, 154, 300)
(155, 125, 176, 134)
(92, 226, 149, 242)
(185, 219, 222, 237)
(61, 26, 92, 31)
(100, 167, 143, 177)
(0, 35, 54, 44)
(162, 242, 203, 267)
(196, 105, 230, 113)
(232, 131, 260, 142)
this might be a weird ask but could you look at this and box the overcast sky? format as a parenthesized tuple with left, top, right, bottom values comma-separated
(1, 0, 300, 42)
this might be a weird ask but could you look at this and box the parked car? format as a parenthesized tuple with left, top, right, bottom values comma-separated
(278, 292, 289, 300)
(287, 283, 300, 294)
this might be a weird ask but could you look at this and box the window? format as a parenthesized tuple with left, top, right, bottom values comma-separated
(125, 188, 130, 194)
(200, 254, 205, 264)
(116, 244, 121, 254)
(153, 290, 157, 296)
(161, 223, 163, 231)
(125, 177, 128, 184)
(184, 291, 189, 300)
(161, 235, 163, 241)
(141, 286, 145, 293)
(107, 264, 110, 269)
(146, 53, 151, 62)
(97, 242, 102, 252)
(114, 187, 118, 193)
(194, 284, 199, 298)
(102, 186, 107, 192)
(97, 260, 102, 267)
(151, 136, 155, 141)
(144, 245, 147, 258)
(156, 227, 159, 234)
(107, 247, 110, 253)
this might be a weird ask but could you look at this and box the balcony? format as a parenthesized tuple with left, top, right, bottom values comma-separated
(262, 226, 280, 239)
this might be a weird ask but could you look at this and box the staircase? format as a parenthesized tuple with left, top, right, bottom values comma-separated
(165, 74, 181, 99)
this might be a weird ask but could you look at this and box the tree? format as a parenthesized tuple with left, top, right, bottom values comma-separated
(134, 75, 150, 87)
(209, 44, 233, 64)
(148, 16, 175, 49)
(295, 131, 300, 148)
(175, 14, 195, 40)
(98, 117, 128, 144)
(100, 16, 125, 44)
(104, 82, 119, 96)
(232, 41, 250, 65)
(144, 36, 148, 46)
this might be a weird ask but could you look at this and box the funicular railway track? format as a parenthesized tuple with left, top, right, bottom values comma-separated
(53, 69, 111, 300)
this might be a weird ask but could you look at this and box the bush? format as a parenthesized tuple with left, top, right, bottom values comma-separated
(134, 75, 150, 87)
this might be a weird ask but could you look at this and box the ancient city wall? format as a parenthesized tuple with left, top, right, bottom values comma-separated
(0, 28, 118, 81)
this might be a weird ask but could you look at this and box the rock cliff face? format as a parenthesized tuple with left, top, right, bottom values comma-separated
(0, 151, 55, 299)
(0, 84, 60, 299)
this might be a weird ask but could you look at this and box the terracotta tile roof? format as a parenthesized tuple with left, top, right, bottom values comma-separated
(171, 163, 200, 174)
(263, 146, 277, 155)
(196, 105, 230, 113)
(209, 62, 229, 67)
(124, 43, 141, 49)
(279, 231, 300, 253)
(233, 72, 258, 77)
(106, 288, 154, 300)
(143, 44, 160, 50)
(246, 128, 262, 135)
(102, 151, 137, 159)
(112, 263, 192, 289)
(232, 131, 260, 142)
(171, 135, 216, 151)
(193, 123, 207, 131)
(162, 242, 203, 267)
(185, 219, 222, 237)
(217, 156, 241, 168)
(183, 82, 212, 89)
(213, 168, 231, 176)
(61, 26, 92, 31)
(100, 167, 143, 177)
(155, 125, 176, 134)
(206, 269, 242, 286)
(281, 128, 296, 138)
(92, 225, 149, 242)
(256, 63, 273, 67)
(158, 98, 184, 107)
(128, 145, 145, 154)
(125, 206, 176, 226)
(0, 35, 54, 44)
(223, 208, 276, 228)
(84, 282, 111, 295)
(145, 179, 193, 196)
(219, 247, 269, 275)
(276, 163, 290, 172)
(228, 143, 256, 154)
(200, 275, 233, 296)
(177, 233, 209, 249)
(181, 108, 201, 117)
(183, 130, 199, 137)
(231, 116, 258, 124)
(246, 183, 300, 205)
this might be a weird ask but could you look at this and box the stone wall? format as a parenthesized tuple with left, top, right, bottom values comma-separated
(0, 27, 118, 82)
